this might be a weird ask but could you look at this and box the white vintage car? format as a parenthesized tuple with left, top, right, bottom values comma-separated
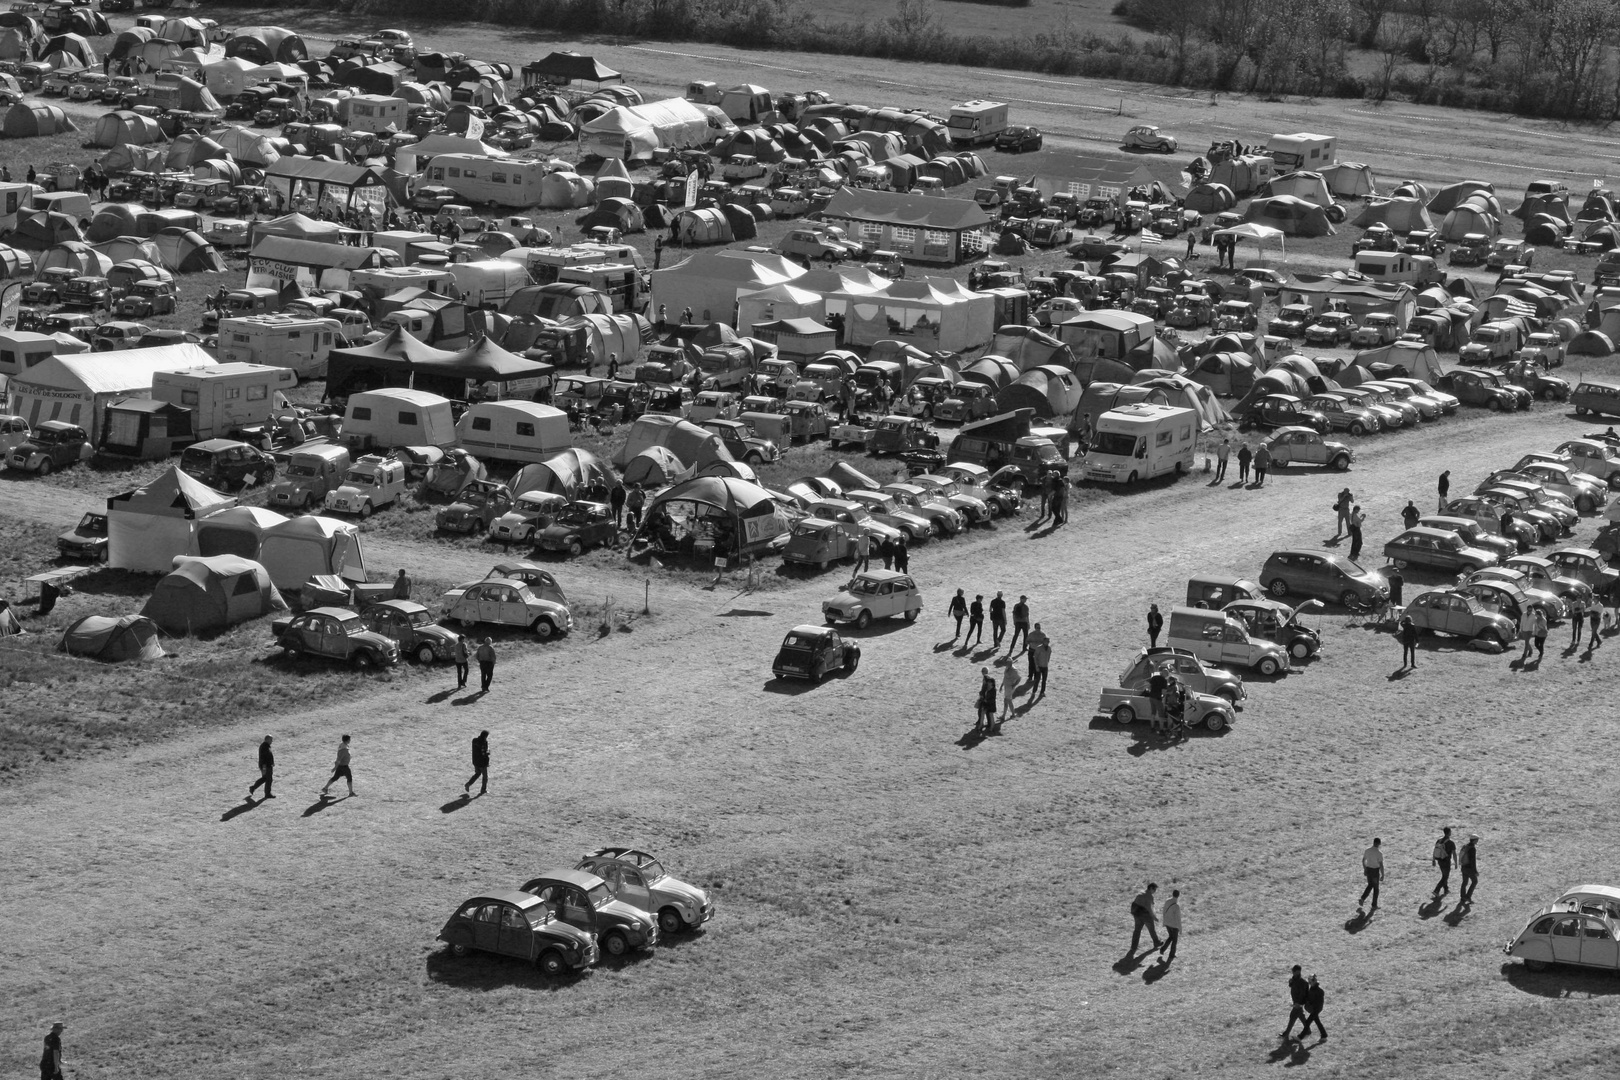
(1505, 884, 1620, 971)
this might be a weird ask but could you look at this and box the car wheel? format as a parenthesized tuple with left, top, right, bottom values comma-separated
(658, 907, 686, 935)
(746, 452, 763, 465)
(1256, 656, 1282, 677)
(1289, 638, 1314, 660)
(1392, 558, 1408, 570)
(1523, 958, 1549, 972)
(1111, 703, 1136, 725)
(816, 559, 829, 571)
(601, 929, 629, 958)
(358, 502, 373, 519)
(1578, 495, 1595, 514)
(567, 539, 583, 557)
(1204, 710, 1227, 732)
(855, 609, 872, 630)
(1575, 405, 1589, 416)
(933, 519, 948, 538)
(845, 649, 859, 673)
(1127, 471, 1138, 483)
(37, 459, 52, 476)
(1267, 578, 1290, 598)
(283, 640, 304, 659)
(1458, 563, 1478, 575)
(352, 651, 377, 670)
(449, 942, 469, 957)
(1348, 422, 1368, 439)
(532, 617, 556, 640)
(466, 518, 484, 535)
(1486, 398, 1502, 411)
(1339, 590, 1363, 610)
(1331, 454, 1351, 472)
(1215, 685, 1238, 703)
(414, 643, 436, 665)
(904, 607, 918, 622)
(536, 950, 567, 977)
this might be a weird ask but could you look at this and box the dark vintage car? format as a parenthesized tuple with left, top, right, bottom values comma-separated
(437, 890, 598, 976)
(1241, 394, 1329, 435)
(57, 511, 108, 561)
(179, 439, 278, 489)
(117, 280, 178, 318)
(359, 600, 462, 664)
(771, 624, 860, 682)
(435, 480, 513, 535)
(5, 421, 89, 474)
(535, 501, 617, 557)
(994, 125, 1044, 153)
(518, 869, 659, 959)
(271, 607, 401, 668)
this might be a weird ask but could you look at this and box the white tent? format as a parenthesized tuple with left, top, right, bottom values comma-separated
(580, 97, 734, 160)
(1214, 222, 1286, 262)
(195, 505, 288, 559)
(6, 344, 217, 443)
(107, 467, 237, 572)
(199, 56, 259, 98)
(827, 276, 995, 354)
(650, 250, 806, 326)
(257, 515, 367, 589)
(736, 283, 827, 334)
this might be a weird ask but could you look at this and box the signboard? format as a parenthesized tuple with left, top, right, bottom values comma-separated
(0, 280, 19, 329)
(464, 115, 485, 141)
(683, 172, 701, 209)
(742, 511, 787, 545)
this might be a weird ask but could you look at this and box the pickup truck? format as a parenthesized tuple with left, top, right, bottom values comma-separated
(324, 455, 410, 518)
(272, 607, 401, 669)
(829, 415, 877, 451)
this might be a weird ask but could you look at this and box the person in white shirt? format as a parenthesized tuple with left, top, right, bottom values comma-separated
(321, 734, 354, 798)
(1159, 890, 1182, 960)
(1359, 838, 1384, 911)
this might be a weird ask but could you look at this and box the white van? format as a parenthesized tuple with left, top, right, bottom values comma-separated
(449, 259, 531, 308)
(1166, 606, 1289, 676)
(1081, 404, 1197, 484)
(350, 266, 460, 302)
(453, 400, 570, 464)
(216, 314, 342, 378)
(342, 388, 457, 451)
(151, 363, 298, 442)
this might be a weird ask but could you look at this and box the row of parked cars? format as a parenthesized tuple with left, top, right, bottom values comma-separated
(439, 847, 714, 975)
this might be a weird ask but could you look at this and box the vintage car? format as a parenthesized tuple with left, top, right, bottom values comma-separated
(1548, 547, 1620, 593)
(535, 501, 618, 557)
(1360, 380, 1438, 423)
(782, 399, 832, 441)
(358, 600, 461, 664)
(489, 490, 568, 546)
(1383, 526, 1501, 574)
(701, 417, 779, 464)
(437, 890, 598, 976)
(822, 570, 922, 629)
(1241, 394, 1329, 435)
(324, 455, 410, 518)
(783, 517, 862, 570)
(1260, 550, 1389, 610)
(1554, 438, 1620, 487)
(1443, 496, 1540, 551)
(867, 414, 940, 456)
(518, 869, 658, 958)
(271, 607, 401, 668)
(1121, 124, 1176, 153)
(643, 386, 691, 418)
(268, 445, 352, 511)
(1416, 515, 1517, 562)
(1260, 427, 1353, 471)
(816, 498, 904, 548)
(1447, 232, 1491, 266)
(844, 490, 933, 542)
(1116, 647, 1246, 704)
(1571, 377, 1620, 419)
(1486, 237, 1533, 270)
(435, 480, 513, 535)
(478, 562, 569, 607)
(908, 474, 991, 523)
(1385, 376, 1460, 414)
(1222, 597, 1323, 660)
(440, 577, 573, 638)
(1303, 310, 1358, 347)
(203, 219, 252, 248)
(880, 482, 965, 536)
(5, 421, 89, 475)
(90, 321, 154, 352)
(1495, 360, 1570, 402)
(1514, 332, 1564, 369)
(932, 383, 996, 425)
(1504, 885, 1620, 972)
(0, 414, 30, 457)
(1268, 304, 1315, 338)
(1306, 394, 1382, 436)
(117, 280, 178, 318)
(179, 439, 278, 489)
(57, 510, 108, 561)
(1445, 367, 1531, 411)
(1212, 300, 1257, 333)
(59, 275, 111, 309)
(1496, 460, 1607, 513)
(996, 125, 1044, 153)
(1401, 589, 1515, 648)
(1341, 385, 1420, 428)
(1096, 682, 1235, 732)
(1504, 554, 1594, 604)
(1482, 480, 1577, 532)
(576, 847, 715, 935)
(772, 624, 860, 681)
(937, 462, 1022, 517)
(1461, 567, 1568, 620)
(1165, 295, 1212, 329)
(687, 390, 740, 424)
(1349, 312, 1402, 348)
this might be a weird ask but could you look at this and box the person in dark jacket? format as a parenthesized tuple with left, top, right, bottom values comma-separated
(1236, 442, 1253, 484)
(1281, 965, 1310, 1039)
(452, 634, 469, 689)
(893, 534, 909, 573)
(975, 667, 997, 733)
(989, 591, 1008, 647)
(1147, 604, 1164, 647)
(464, 730, 489, 795)
(1459, 834, 1479, 902)
(1009, 595, 1031, 653)
(248, 736, 275, 799)
(609, 482, 627, 529)
(966, 594, 985, 645)
(1437, 469, 1451, 512)
(1401, 500, 1421, 530)
(40, 1021, 64, 1080)
(1398, 615, 1419, 668)
(948, 588, 968, 637)
(1302, 976, 1327, 1040)
(476, 637, 496, 692)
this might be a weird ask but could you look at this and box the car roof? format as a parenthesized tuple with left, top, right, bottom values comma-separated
(191, 438, 248, 452)
(787, 623, 835, 637)
(1554, 547, 1600, 558)
(365, 599, 427, 614)
(478, 577, 531, 591)
(852, 569, 910, 583)
(463, 888, 544, 910)
(797, 517, 837, 529)
(1269, 425, 1320, 437)
(527, 867, 604, 890)
(304, 606, 358, 619)
(1397, 526, 1458, 541)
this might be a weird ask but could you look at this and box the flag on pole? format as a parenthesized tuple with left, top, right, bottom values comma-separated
(1139, 233, 1162, 246)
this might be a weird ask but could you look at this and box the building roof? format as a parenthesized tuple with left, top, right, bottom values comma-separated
(822, 186, 990, 231)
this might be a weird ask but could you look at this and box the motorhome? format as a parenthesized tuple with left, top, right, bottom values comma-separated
(341, 388, 457, 451)
(948, 100, 1009, 147)
(0, 181, 37, 235)
(453, 400, 571, 464)
(421, 154, 551, 209)
(349, 266, 460, 304)
(448, 260, 530, 308)
(1264, 132, 1337, 173)
(557, 263, 645, 314)
(1081, 403, 1198, 484)
(150, 363, 297, 442)
(216, 314, 342, 378)
(343, 94, 406, 134)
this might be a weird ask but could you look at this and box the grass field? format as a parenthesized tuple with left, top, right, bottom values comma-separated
(6, 10, 1620, 1079)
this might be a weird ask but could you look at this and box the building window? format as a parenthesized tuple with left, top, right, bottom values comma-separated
(893, 227, 917, 244)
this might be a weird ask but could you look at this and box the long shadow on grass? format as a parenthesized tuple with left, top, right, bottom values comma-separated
(1269, 1041, 1312, 1066)
(1344, 910, 1373, 934)
(302, 794, 350, 817)
(1443, 902, 1472, 927)
(1500, 962, 1620, 998)
(762, 677, 820, 696)
(424, 949, 583, 993)
(220, 797, 261, 822)
(451, 692, 488, 706)
(1418, 896, 1446, 920)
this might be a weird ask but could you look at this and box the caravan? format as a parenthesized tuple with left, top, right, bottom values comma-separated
(216, 314, 342, 377)
(1264, 133, 1337, 174)
(1081, 404, 1197, 484)
(557, 263, 645, 315)
(151, 364, 297, 443)
(422, 154, 551, 209)
(342, 388, 457, 451)
(454, 400, 571, 464)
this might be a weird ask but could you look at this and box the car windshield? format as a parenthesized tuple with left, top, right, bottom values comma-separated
(587, 883, 615, 909)
(77, 512, 102, 531)
(848, 577, 885, 595)
(781, 632, 823, 649)
(334, 616, 362, 633)
(346, 469, 379, 484)
(1092, 431, 1138, 456)
(289, 463, 318, 477)
(557, 507, 593, 525)
(407, 608, 431, 626)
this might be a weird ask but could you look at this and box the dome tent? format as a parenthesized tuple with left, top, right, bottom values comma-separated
(642, 474, 788, 557)
(257, 515, 366, 590)
(38, 240, 110, 276)
(2, 103, 75, 138)
(12, 210, 83, 248)
(42, 32, 95, 67)
(152, 228, 226, 274)
(621, 445, 683, 487)
(141, 555, 287, 635)
(577, 196, 644, 234)
(60, 614, 164, 662)
(108, 466, 238, 573)
(224, 26, 308, 64)
(195, 505, 287, 559)
(89, 111, 163, 149)
(509, 447, 615, 501)
(538, 171, 594, 209)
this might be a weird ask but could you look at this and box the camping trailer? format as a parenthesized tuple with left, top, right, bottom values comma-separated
(422, 154, 551, 209)
(151, 363, 296, 443)
(0, 330, 63, 381)
(557, 263, 645, 315)
(344, 94, 405, 134)
(0, 181, 37, 235)
(453, 400, 571, 464)
(948, 101, 1009, 147)
(341, 388, 456, 451)
(1264, 133, 1337, 174)
(1081, 403, 1197, 484)
(216, 314, 342, 378)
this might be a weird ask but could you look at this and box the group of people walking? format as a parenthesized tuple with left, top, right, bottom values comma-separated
(953, 591, 1051, 734)
(245, 729, 496, 804)
(1212, 437, 1271, 486)
(1358, 829, 1480, 912)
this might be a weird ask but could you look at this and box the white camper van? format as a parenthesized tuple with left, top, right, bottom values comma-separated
(0, 330, 63, 381)
(948, 100, 1009, 147)
(1264, 132, 1337, 174)
(217, 314, 342, 378)
(342, 388, 457, 451)
(448, 259, 531, 308)
(350, 266, 460, 302)
(453, 400, 570, 464)
(1081, 403, 1198, 484)
(151, 363, 298, 442)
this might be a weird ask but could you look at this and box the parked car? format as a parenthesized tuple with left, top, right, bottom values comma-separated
(518, 869, 658, 958)
(179, 439, 278, 490)
(1461, 567, 1568, 620)
(476, 562, 569, 608)
(1495, 360, 1570, 402)
(822, 570, 922, 629)
(1268, 304, 1314, 338)
(1385, 376, 1460, 414)
(1482, 480, 1577, 533)
(117, 280, 177, 318)
(1444, 367, 1531, 411)
(535, 501, 618, 557)
(1444, 496, 1540, 551)
(1306, 394, 1382, 436)
(1121, 124, 1176, 152)
(843, 490, 932, 542)
(1401, 589, 1515, 649)
(1499, 461, 1607, 514)
(782, 399, 832, 441)
(879, 482, 964, 536)
(937, 462, 1021, 517)
(908, 474, 991, 523)
(1504, 885, 1620, 972)
(772, 624, 860, 681)
(1554, 438, 1620, 488)
(439, 577, 572, 639)
(57, 510, 108, 561)
(1341, 385, 1420, 427)
(1349, 312, 1402, 348)
(5, 421, 89, 474)
(1096, 683, 1234, 732)
(1504, 554, 1593, 604)
(324, 455, 409, 518)
(488, 490, 568, 546)
(272, 607, 401, 668)
(1222, 598, 1323, 660)
(1303, 310, 1358, 347)
(1260, 550, 1389, 610)
(1383, 526, 1500, 574)
(1571, 377, 1620, 419)
(1416, 515, 1517, 562)
(782, 517, 862, 570)
(1260, 427, 1353, 471)
(437, 890, 598, 976)
(91, 321, 154, 352)
(995, 125, 1044, 153)
(435, 479, 513, 535)
(0, 414, 30, 456)
(576, 847, 716, 935)
(1547, 547, 1620, 593)
(1241, 394, 1329, 434)
(1116, 646, 1246, 704)
(359, 600, 461, 664)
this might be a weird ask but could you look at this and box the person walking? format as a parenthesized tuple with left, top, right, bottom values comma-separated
(1031, 634, 1051, 697)
(1159, 889, 1182, 960)
(854, 530, 871, 573)
(626, 484, 646, 533)
(879, 535, 894, 570)
(609, 481, 627, 530)
(1236, 441, 1253, 484)
(999, 662, 1019, 722)
(1347, 504, 1366, 562)
(1570, 593, 1586, 648)
(975, 667, 998, 734)
(1587, 603, 1603, 653)
(948, 588, 968, 638)
(893, 535, 909, 574)
(1519, 604, 1538, 662)
(1334, 487, 1353, 538)
(392, 568, 413, 599)
(1532, 603, 1549, 661)
(966, 594, 985, 645)
(1215, 437, 1230, 482)
(40, 1021, 64, 1080)
(1302, 976, 1327, 1040)
(1401, 500, 1421, 531)
(464, 730, 489, 796)
(476, 636, 496, 692)
(1147, 603, 1164, 648)
(1432, 826, 1456, 898)
(320, 734, 354, 798)
(1252, 442, 1271, 487)
(1037, 470, 1056, 521)
(1437, 469, 1451, 512)
(1010, 595, 1031, 653)
(452, 634, 470, 689)
(248, 735, 275, 800)
(1185, 228, 1196, 259)
(1458, 834, 1479, 903)
(1025, 622, 1049, 681)
(1281, 966, 1310, 1039)
(989, 591, 1007, 647)
(1399, 615, 1419, 669)
(1051, 480, 1068, 526)
(1359, 837, 1385, 911)
(1129, 883, 1161, 953)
